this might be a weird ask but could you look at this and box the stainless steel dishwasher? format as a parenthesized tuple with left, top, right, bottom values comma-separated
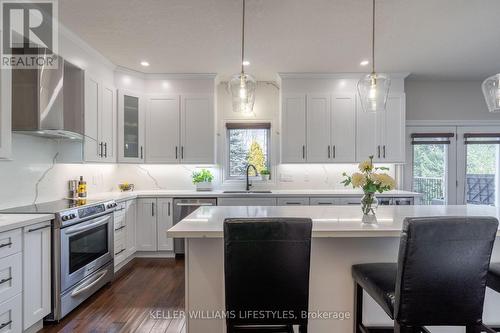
(173, 198, 217, 254)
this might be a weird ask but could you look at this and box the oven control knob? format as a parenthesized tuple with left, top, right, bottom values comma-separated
(61, 215, 69, 221)
(70, 214, 77, 219)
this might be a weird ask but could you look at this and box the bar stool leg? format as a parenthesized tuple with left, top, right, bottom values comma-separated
(465, 325, 482, 333)
(394, 323, 422, 333)
(298, 324, 307, 333)
(353, 283, 363, 333)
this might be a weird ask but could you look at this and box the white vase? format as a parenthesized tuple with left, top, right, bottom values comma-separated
(196, 181, 212, 191)
(261, 174, 270, 181)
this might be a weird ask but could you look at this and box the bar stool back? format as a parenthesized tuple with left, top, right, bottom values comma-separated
(224, 218, 312, 333)
(352, 216, 499, 333)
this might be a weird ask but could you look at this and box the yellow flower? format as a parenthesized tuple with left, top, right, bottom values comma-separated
(373, 173, 396, 190)
(351, 173, 366, 188)
(358, 160, 373, 172)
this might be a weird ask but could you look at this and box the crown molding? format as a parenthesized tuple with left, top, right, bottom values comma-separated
(115, 66, 216, 80)
(278, 72, 411, 80)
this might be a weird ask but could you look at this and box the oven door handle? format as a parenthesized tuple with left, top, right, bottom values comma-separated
(64, 216, 111, 236)
(70, 269, 109, 297)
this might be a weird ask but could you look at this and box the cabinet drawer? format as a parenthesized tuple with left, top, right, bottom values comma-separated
(0, 254, 21, 305)
(310, 197, 340, 206)
(114, 235, 127, 265)
(0, 230, 21, 260)
(114, 218, 126, 234)
(0, 293, 22, 333)
(335, 197, 362, 205)
(277, 197, 310, 206)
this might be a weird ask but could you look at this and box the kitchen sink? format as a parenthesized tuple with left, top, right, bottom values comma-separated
(223, 190, 272, 194)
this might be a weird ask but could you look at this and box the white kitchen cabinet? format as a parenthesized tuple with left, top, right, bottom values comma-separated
(0, 294, 21, 333)
(23, 221, 51, 329)
(157, 198, 174, 251)
(146, 96, 180, 163)
(306, 94, 331, 163)
(281, 94, 307, 163)
(331, 95, 356, 162)
(118, 89, 145, 163)
(136, 198, 157, 251)
(218, 197, 277, 206)
(126, 200, 137, 256)
(310, 197, 340, 205)
(0, 69, 12, 160)
(84, 75, 116, 163)
(356, 94, 406, 163)
(99, 85, 116, 162)
(180, 95, 214, 164)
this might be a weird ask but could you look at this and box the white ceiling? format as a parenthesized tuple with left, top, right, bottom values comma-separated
(59, 0, 500, 81)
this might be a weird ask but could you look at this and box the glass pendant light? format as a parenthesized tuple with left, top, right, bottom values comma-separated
(230, 0, 256, 114)
(357, 0, 391, 112)
(482, 74, 500, 113)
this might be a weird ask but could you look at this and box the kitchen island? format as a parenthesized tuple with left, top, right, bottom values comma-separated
(167, 205, 500, 333)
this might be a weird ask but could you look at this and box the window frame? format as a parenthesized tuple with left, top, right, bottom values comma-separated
(224, 122, 272, 181)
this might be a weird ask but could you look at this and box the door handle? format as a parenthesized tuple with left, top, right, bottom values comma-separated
(104, 142, 108, 158)
(140, 146, 143, 159)
(181, 146, 184, 159)
(175, 146, 178, 159)
(328, 146, 331, 159)
(383, 145, 386, 158)
(302, 145, 306, 159)
(333, 145, 336, 159)
(65, 216, 111, 235)
(377, 145, 381, 158)
(99, 142, 103, 157)
(152, 202, 155, 217)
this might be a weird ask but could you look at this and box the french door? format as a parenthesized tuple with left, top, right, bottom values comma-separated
(405, 126, 457, 205)
(406, 125, 500, 206)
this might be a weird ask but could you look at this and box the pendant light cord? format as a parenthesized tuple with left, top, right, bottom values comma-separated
(241, 0, 246, 74)
(371, 0, 375, 74)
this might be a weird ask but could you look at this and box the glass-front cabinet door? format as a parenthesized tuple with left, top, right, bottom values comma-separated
(118, 90, 144, 162)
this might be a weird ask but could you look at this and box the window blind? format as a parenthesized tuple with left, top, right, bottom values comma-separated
(411, 133, 454, 145)
(464, 133, 500, 145)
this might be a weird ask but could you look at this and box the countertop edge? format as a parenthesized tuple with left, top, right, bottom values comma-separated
(0, 214, 54, 233)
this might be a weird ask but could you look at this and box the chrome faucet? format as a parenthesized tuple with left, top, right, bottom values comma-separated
(246, 164, 258, 191)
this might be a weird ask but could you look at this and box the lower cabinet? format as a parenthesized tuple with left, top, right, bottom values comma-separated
(0, 294, 21, 333)
(218, 197, 277, 206)
(23, 221, 51, 330)
(113, 199, 137, 268)
(277, 197, 310, 206)
(136, 198, 174, 252)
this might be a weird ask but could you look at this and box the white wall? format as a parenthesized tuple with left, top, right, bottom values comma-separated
(406, 80, 500, 121)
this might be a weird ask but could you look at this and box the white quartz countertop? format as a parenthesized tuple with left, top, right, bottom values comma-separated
(167, 205, 500, 238)
(0, 214, 54, 233)
(88, 189, 421, 202)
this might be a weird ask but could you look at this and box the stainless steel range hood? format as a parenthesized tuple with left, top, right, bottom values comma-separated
(12, 57, 85, 140)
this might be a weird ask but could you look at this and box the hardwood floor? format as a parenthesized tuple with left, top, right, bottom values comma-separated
(41, 258, 186, 333)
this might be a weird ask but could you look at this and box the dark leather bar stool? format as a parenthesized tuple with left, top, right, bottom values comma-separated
(224, 218, 312, 333)
(487, 263, 500, 332)
(352, 216, 499, 333)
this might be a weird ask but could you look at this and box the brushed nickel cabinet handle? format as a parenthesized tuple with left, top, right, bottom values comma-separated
(168, 202, 171, 216)
(152, 202, 155, 217)
(140, 146, 143, 159)
(104, 142, 107, 158)
(114, 225, 126, 232)
(383, 145, 386, 158)
(377, 145, 381, 158)
(99, 142, 103, 157)
(115, 248, 126, 256)
(175, 146, 178, 159)
(28, 224, 50, 232)
(181, 146, 184, 159)
(0, 277, 12, 285)
(0, 320, 12, 330)
(302, 145, 306, 159)
(333, 145, 336, 159)
(328, 146, 331, 159)
(0, 242, 12, 249)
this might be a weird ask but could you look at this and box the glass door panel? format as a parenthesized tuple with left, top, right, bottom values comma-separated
(412, 143, 448, 205)
(123, 95, 139, 158)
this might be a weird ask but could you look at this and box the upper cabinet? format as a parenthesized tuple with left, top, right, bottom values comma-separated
(0, 69, 12, 159)
(281, 93, 357, 163)
(145, 94, 214, 164)
(118, 90, 145, 163)
(356, 94, 406, 163)
(84, 75, 116, 163)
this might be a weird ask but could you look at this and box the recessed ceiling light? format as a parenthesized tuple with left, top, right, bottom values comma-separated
(242, 60, 250, 66)
(360, 60, 369, 66)
(140, 61, 150, 67)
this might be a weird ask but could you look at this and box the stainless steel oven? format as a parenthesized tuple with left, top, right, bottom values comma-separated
(60, 213, 113, 292)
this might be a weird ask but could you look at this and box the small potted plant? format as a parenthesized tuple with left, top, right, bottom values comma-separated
(260, 168, 270, 181)
(192, 169, 214, 191)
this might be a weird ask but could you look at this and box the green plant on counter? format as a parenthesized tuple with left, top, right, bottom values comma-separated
(192, 169, 214, 184)
(260, 168, 270, 175)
